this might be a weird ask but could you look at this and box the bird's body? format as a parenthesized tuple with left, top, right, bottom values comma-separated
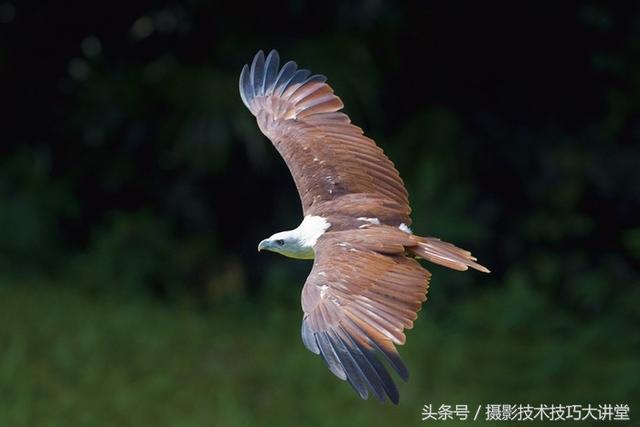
(241, 50, 488, 404)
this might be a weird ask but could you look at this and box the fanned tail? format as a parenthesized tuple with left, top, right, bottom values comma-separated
(409, 237, 490, 273)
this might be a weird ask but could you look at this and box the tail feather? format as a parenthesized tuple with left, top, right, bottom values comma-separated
(409, 237, 490, 273)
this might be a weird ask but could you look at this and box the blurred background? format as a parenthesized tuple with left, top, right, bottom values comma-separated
(1, 1, 639, 426)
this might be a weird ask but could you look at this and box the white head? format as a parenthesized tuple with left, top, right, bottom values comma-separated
(257, 215, 330, 260)
(258, 230, 314, 259)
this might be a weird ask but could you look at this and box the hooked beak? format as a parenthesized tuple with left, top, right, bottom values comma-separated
(257, 239, 269, 252)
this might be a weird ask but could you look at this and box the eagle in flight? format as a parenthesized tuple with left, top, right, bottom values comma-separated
(240, 50, 488, 404)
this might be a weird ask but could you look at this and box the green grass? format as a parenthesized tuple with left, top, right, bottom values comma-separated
(0, 283, 637, 426)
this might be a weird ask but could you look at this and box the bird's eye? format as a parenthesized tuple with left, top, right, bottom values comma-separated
(276, 239, 285, 246)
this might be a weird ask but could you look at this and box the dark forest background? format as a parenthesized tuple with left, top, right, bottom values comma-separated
(1, 1, 638, 426)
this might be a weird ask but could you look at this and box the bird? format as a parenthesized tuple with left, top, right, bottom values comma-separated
(239, 49, 488, 404)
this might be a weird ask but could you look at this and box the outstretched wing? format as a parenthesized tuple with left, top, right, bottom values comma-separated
(300, 228, 431, 404)
(239, 50, 410, 221)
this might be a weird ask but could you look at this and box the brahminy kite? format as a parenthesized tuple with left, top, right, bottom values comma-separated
(240, 50, 488, 404)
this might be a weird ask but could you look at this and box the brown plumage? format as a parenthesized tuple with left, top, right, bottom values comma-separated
(240, 50, 410, 222)
(241, 50, 488, 404)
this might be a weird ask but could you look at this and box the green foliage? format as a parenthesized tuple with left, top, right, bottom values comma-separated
(71, 211, 178, 295)
(0, 284, 636, 427)
(0, 147, 77, 276)
(70, 211, 220, 299)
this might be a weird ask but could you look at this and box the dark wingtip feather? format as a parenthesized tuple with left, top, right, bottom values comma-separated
(250, 50, 265, 99)
(305, 74, 327, 85)
(272, 60, 297, 95)
(345, 315, 410, 383)
(278, 69, 310, 95)
(327, 330, 369, 400)
(239, 64, 252, 110)
(338, 330, 390, 403)
(301, 319, 320, 354)
(385, 347, 409, 382)
(262, 50, 280, 95)
(239, 50, 332, 116)
(315, 331, 347, 380)
(310, 323, 404, 404)
(340, 326, 400, 404)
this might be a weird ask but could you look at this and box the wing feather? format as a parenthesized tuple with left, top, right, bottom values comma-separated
(262, 50, 280, 95)
(272, 61, 298, 95)
(339, 325, 397, 402)
(239, 64, 253, 111)
(240, 49, 410, 221)
(334, 327, 387, 401)
(300, 229, 431, 403)
(249, 50, 265, 100)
